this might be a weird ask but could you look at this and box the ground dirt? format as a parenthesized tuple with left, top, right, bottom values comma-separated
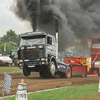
(0, 66, 100, 98)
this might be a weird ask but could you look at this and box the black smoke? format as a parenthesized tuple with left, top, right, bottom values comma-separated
(11, 0, 100, 56)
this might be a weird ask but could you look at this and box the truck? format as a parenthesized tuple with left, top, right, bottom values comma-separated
(18, 31, 72, 78)
(90, 38, 100, 76)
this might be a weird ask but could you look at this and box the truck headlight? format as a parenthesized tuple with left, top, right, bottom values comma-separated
(19, 60, 23, 62)
(41, 58, 45, 61)
(42, 62, 45, 64)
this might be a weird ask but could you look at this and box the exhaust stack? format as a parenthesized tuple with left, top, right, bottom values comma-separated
(53, 16, 59, 59)
(56, 32, 58, 59)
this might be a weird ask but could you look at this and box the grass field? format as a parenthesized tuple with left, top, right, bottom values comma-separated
(1, 83, 100, 100)
(0, 68, 22, 72)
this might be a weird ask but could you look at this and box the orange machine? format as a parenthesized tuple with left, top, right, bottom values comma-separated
(64, 55, 91, 77)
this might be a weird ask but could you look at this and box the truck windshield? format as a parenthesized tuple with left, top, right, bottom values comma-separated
(92, 43, 100, 49)
(19, 37, 45, 46)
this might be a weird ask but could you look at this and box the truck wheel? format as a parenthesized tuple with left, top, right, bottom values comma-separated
(23, 66, 31, 76)
(14, 58, 18, 66)
(39, 71, 45, 77)
(66, 66, 71, 78)
(49, 61, 56, 76)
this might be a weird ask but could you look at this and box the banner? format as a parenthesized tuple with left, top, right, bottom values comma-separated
(4, 42, 6, 52)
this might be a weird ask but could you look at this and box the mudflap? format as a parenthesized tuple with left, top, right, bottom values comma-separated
(57, 62, 67, 74)
(57, 62, 71, 78)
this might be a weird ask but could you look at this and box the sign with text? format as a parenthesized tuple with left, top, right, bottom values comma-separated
(15, 83, 28, 100)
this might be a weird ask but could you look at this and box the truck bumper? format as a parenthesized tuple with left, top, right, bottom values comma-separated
(18, 61, 48, 68)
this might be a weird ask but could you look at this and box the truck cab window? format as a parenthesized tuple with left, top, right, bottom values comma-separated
(47, 37, 52, 45)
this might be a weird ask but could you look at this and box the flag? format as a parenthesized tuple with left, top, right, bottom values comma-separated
(4, 42, 6, 52)
(3, 74, 12, 93)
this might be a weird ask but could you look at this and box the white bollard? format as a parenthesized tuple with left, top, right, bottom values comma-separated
(15, 80, 28, 100)
(98, 79, 100, 92)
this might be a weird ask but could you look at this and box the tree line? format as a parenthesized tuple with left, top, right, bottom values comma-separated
(0, 29, 20, 55)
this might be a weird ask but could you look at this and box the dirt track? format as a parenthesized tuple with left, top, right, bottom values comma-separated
(0, 66, 100, 97)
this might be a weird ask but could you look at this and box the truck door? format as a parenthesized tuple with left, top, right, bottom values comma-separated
(47, 36, 54, 56)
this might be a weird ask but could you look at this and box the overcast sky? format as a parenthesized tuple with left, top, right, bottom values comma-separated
(0, 0, 32, 37)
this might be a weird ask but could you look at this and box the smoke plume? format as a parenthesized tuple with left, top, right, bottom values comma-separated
(11, 0, 100, 56)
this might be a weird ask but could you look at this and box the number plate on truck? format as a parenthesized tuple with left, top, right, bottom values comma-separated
(28, 65, 35, 68)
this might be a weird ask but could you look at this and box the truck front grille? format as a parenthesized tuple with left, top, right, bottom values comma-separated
(20, 49, 39, 60)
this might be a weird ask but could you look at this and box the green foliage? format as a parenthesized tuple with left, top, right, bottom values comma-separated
(0, 29, 20, 55)
(1, 29, 19, 44)
(0, 42, 16, 55)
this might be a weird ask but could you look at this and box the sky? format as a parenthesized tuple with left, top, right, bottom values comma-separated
(0, 0, 32, 37)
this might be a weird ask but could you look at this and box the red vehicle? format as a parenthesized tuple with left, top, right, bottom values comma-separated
(64, 52, 88, 77)
(89, 38, 100, 76)
(63, 38, 100, 77)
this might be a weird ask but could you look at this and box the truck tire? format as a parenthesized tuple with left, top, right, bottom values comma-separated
(39, 71, 45, 77)
(14, 58, 18, 66)
(23, 66, 31, 76)
(66, 66, 72, 78)
(49, 61, 56, 76)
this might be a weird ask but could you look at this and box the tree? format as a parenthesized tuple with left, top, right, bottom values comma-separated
(0, 42, 16, 55)
(1, 29, 20, 46)
(0, 29, 20, 55)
